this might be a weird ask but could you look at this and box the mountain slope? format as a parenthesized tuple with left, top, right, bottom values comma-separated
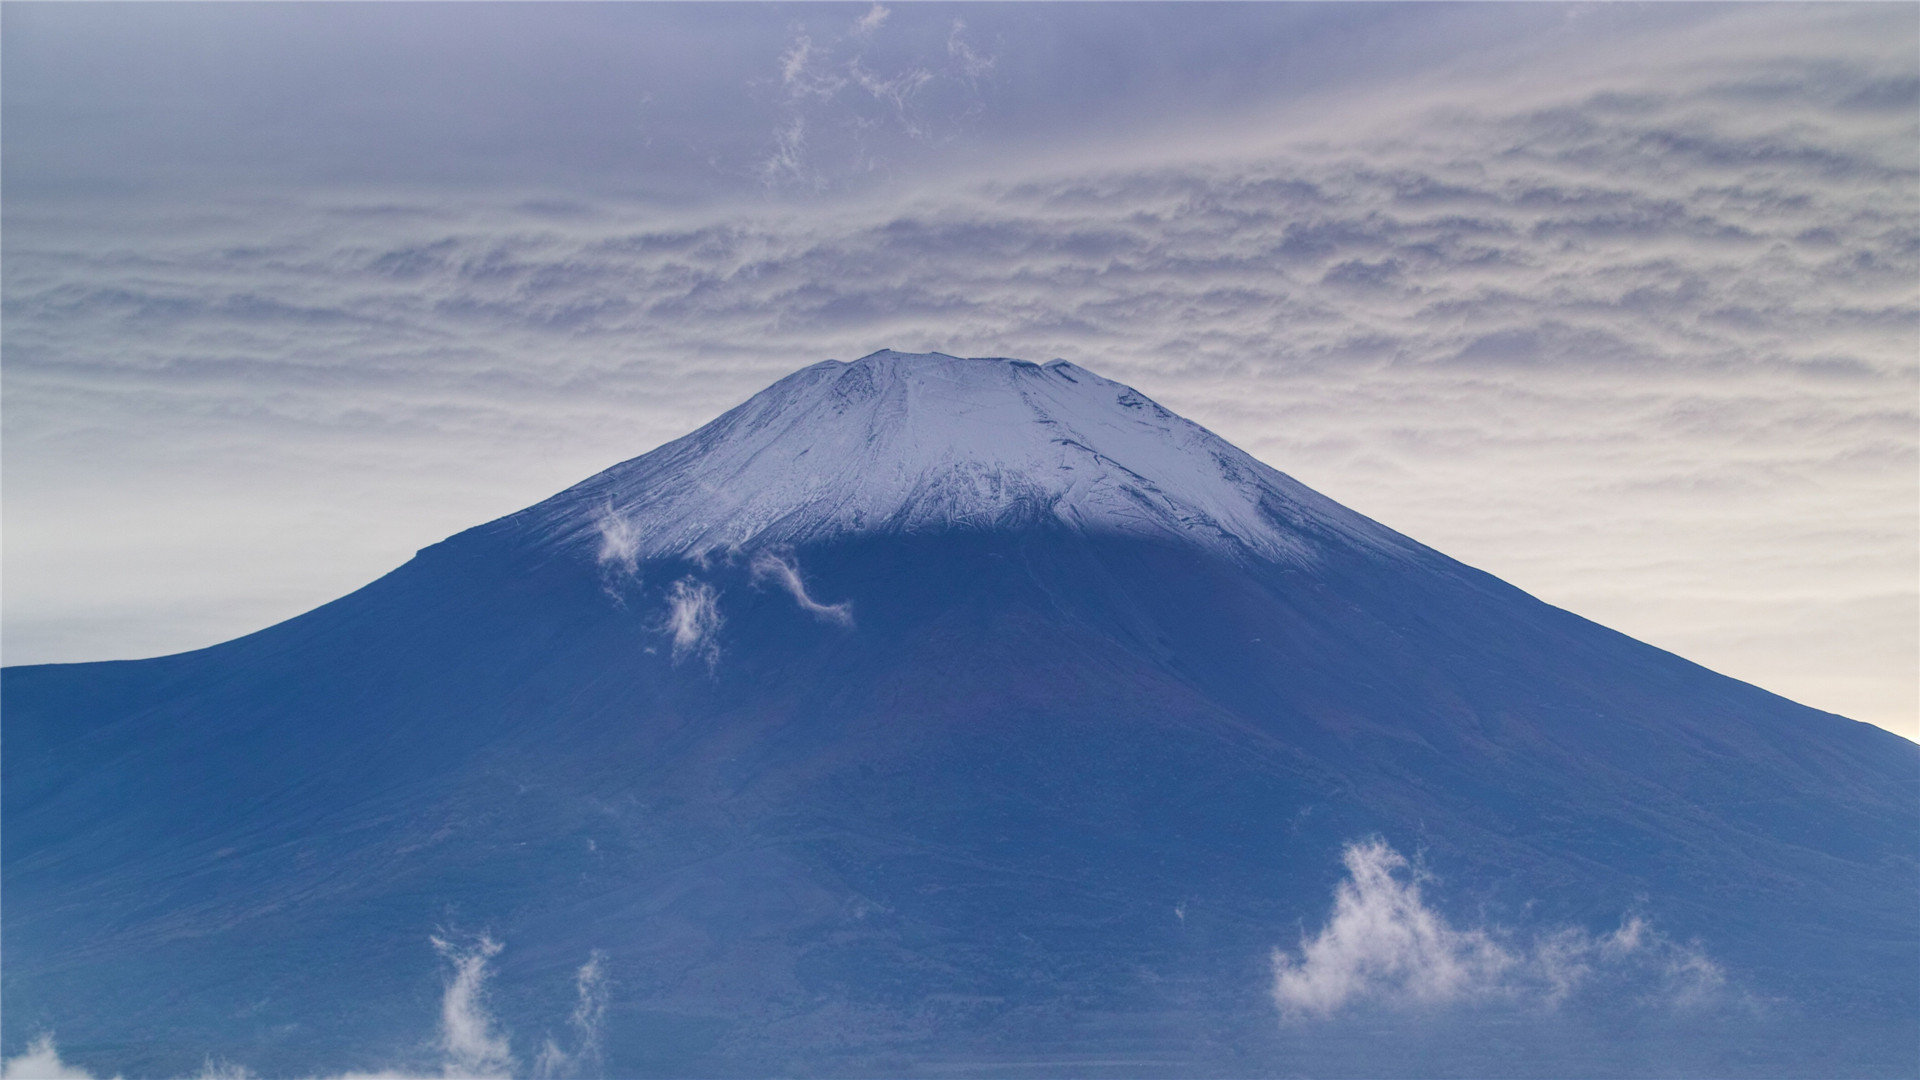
(518, 351, 1408, 567)
(5, 352, 1915, 1078)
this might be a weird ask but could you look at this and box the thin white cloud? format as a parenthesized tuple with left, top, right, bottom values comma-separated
(533, 951, 609, 1080)
(1, 1037, 111, 1080)
(0, 939, 608, 1080)
(946, 19, 993, 81)
(759, 10, 995, 187)
(750, 550, 853, 627)
(1272, 839, 1730, 1020)
(760, 115, 813, 188)
(854, 5, 889, 38)
(777, 33, 842, 102)
(429, 934, 515, 1079)
(593, 503, 641, 591)
(848, 62, 936, 137)
(663, 576, 723, 669)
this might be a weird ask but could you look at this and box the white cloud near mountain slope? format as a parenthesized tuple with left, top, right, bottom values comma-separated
(751, 550, 855, 628)
(664, 578, 724, 671)
(2, 5, 1912, 734)
(1272, 840, 1729, 1019)
(0, 938, 607, 1080)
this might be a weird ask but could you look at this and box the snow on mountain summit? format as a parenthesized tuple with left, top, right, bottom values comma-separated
(524, 350, 1408, 566)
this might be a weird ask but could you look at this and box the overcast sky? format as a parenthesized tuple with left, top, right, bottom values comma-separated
(4, 2, 1915, 739)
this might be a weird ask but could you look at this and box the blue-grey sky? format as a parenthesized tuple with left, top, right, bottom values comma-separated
(4, 2, 1916, 738)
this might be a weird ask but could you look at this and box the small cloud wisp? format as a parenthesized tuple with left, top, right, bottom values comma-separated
(533, 951, 609, 1080)
(750, 550, 854, 627)
(593, 504, 642, 593)
(663, 577, 724, 670)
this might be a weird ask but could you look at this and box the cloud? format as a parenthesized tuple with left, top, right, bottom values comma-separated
(2, 5, 1912, 735)
(1272, 840, 1513, 1016)
(1, 939, 609, 1080)
(945, 19, 993, 81)
(533, 952, 609, 1080)
(750, 550, 853, 627)
(593, 503, 641, 590)
(430, 934, 515, 1079)
(1272, 839, 1730, 1020)
(1, 1037, 111, 1080)
(663, 576, 723, 669)
(758, 8, 994, 187)
(854, 5, 889, 38)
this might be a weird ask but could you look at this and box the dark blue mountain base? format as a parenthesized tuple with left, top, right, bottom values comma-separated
(7, 521, 1915, 1077)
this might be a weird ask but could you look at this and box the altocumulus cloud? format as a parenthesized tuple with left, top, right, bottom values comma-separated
(2, 4, 1912, 733)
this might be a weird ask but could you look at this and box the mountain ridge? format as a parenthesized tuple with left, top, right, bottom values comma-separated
(509, 350, 1412, 571)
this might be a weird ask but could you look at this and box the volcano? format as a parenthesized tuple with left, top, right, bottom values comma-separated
(5, 351, 1915, 1078)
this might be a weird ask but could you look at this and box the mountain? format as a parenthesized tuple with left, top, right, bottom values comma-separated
(5, 351, 1915, 1078)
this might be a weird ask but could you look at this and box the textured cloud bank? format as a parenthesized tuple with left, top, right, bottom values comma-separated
(0, 938, 605, 1080)
(3, 5, 1912, 732)
(1273, 840, 1727, 1020)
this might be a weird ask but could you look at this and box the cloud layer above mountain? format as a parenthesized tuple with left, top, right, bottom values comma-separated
(3, 3, 1913, 734)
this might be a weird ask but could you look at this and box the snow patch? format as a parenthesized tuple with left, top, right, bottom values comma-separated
(528, 353, 1403, 571)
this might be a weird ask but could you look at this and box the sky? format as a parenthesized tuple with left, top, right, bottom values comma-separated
(3, 2, 1915, 739)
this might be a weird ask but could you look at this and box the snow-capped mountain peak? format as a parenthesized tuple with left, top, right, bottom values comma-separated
(524, 350, 1404, 566)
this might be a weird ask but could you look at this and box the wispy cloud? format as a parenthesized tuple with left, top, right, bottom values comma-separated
(945, 19, 993, 82)
(750, 549, 853, 627)
(593, 503, 641, 593)
(1272, 839, 1730, 1020)
(758, 7, 994, 187)
(533, 952, 609, 1080)
(853, 5, 889, 40)
(0, 938, 608, 1080)
(430, 934, 515, 1078)
(663, 576, 724, 670)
